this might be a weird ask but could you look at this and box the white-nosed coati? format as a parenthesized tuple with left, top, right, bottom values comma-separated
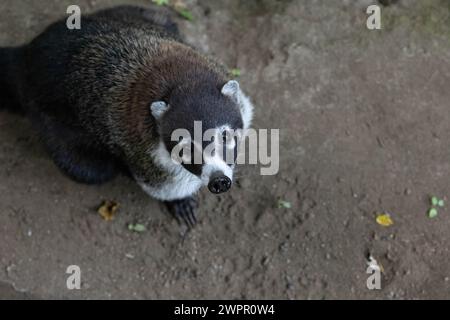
(0, 5, 254, 227)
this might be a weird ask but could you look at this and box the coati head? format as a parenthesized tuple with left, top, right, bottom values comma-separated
(151, 80, 253, 194)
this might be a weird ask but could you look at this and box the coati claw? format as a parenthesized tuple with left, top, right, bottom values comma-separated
(165, 197, 198, 229)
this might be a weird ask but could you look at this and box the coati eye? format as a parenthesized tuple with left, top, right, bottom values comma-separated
(222, 131, 228, 144)
(222, 130, 236, 149)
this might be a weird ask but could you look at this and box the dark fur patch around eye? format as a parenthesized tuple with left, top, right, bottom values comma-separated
(180, 142, 203, 176)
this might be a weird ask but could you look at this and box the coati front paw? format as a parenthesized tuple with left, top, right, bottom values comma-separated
(164, 197, 198, 229)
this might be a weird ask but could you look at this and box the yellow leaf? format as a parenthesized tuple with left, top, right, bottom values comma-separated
(376, 213, 393, 227)
(98, 200, 119, 221)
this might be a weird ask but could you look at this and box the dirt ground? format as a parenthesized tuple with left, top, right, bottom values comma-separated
(1, 0, 450, 299)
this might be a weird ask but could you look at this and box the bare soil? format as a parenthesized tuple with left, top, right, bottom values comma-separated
(1, 0, 450, 299)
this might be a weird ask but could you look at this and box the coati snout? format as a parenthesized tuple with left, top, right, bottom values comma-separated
(0, 5, 254, 228)
(208, 172, 232, 194)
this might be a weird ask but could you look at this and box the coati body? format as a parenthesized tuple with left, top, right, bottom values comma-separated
(0, 6, 254, 227)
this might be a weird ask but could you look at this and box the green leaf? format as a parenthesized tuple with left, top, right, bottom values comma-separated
(277, 200, 291, 209)
(431, 196, 439, 206)
(176, 8, 194, 21)
(128, 223, 147, 232)
(438, 199, 445, 207)
(428, 208, 438, 218)
(152, 0, 169, 6)
(230, 68, 241, 77)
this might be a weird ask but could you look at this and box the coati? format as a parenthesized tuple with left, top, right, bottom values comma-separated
(0, 5, 254, 228)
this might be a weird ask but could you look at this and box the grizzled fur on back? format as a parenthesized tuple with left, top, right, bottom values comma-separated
(3, 5, 235, 185)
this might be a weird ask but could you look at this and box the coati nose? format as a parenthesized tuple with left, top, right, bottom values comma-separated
(208, 172, 232, 194)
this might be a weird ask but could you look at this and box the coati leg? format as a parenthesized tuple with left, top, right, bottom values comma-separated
(164, 197, 199, 228)
(36, 118, 120, 185)
(48, 142, 120, 185)
(0, 47, 23, 114)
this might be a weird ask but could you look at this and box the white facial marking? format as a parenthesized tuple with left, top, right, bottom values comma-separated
(238, 91, 254, 130)
(200, 125, 234, 185)
(223, 130, 236, 149)
(201, 156, 233, 186)
(150, 101, 169, 120)
(139, 141, 202, 201)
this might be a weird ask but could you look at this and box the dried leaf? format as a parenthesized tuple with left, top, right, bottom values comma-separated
(98, 200, 119, 221)
(367, 255, 384, 273)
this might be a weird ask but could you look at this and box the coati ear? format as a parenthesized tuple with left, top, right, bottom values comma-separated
(221, 80, 240, 104)
(150, 101, 169, 120)
(222, 80, 254, 130)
